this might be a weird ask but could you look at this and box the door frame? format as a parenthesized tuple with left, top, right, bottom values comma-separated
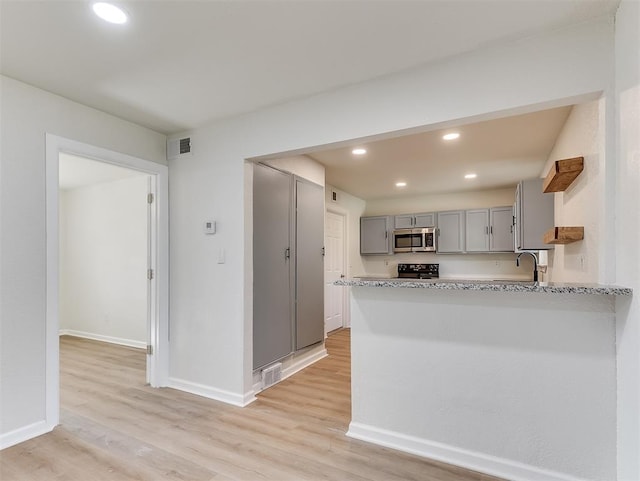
(45, 134, 169, 430)
(325, 205, 350, 329)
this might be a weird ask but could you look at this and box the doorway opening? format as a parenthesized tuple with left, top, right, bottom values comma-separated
(324, 208, 348, 334)
(58, 153, 151, 378)
(45, 134, 169, 431)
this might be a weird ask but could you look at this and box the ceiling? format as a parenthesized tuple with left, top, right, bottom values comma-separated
(309, 105, 573, 200)
(0, 0, 619, 135)
(59, 153, 146, 190)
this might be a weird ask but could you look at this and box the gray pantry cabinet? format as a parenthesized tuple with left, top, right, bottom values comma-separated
(253, 163, 324, 371)
(294, 179, 325, 351)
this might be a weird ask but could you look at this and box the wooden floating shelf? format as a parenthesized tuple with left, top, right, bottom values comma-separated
(544, 226, 584, 245)
(543, 156, 584, 193)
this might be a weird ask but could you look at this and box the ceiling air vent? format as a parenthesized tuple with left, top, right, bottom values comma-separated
(167, 136, 192, 160)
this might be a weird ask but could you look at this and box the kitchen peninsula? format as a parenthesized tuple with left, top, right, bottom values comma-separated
(336, 278, 632, 481)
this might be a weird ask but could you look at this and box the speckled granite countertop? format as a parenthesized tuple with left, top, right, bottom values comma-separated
(335, 278, 632, 296)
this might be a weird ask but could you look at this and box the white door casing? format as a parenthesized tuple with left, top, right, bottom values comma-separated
(45, 134, 169, 432)
(324, 210, 346, 334)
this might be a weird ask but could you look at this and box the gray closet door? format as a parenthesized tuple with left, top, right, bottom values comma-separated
(253, 164, 293, 370)
(295, 178, 324, 350)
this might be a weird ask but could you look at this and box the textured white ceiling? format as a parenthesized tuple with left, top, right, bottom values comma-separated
(0, 0, 619, 135)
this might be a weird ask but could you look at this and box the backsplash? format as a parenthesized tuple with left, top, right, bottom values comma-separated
(360, 252, 537, 280)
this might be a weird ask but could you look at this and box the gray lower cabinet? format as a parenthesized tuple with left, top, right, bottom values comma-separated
(360, 216, 392, 254)
(437, 210, 465, 253)
(253, 164, 324, 370)
(515, 178, 554, 250)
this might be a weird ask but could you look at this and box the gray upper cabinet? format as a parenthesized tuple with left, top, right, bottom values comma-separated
(394, 214, 414, 229)
(394, 212, 436, 229)
(360, 216, 392, 255)
(465, 209, 490, 252)
(515, 179, 554, 250)
(465, 206, 514, 252)
(437, 210, 465, 253)
(490, 206, 515, 252)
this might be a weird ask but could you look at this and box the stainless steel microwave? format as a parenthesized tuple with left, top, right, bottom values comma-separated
(393, 227, 436, 253)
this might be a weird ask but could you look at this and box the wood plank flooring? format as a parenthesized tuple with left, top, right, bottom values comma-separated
(1, 330, 503, 481)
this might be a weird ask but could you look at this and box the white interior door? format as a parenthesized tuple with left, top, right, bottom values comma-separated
(324, 211, 346, 334)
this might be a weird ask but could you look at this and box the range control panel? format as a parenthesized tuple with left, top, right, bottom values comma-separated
(397, 263, 439, 279)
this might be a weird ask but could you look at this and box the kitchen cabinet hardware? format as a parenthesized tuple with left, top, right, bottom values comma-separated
(543, 156, 584, 193)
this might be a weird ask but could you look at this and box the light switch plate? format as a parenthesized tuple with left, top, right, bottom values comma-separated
(204, 220, 216, 235)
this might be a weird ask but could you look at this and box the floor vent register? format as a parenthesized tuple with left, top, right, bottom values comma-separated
(261, 362, 282, 389)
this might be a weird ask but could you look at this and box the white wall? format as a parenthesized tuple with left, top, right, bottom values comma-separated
(542, 100, 605, 283)
(0, 75, 165, 444)
(614, 1, 640, 479)
(349, 287, 616, 481)
(59, 175, 149, 347)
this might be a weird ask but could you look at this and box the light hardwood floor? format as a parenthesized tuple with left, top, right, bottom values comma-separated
(1, 330, 503, 481)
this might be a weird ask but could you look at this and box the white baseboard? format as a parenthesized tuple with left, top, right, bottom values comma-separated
(59, 329, 146, 350)
(0, 420, 52, 450)
(347, 422, 588, 481)
(282, 347, 328, 380)
(168, 378, 255, 407)
(252, 345, 328, 394)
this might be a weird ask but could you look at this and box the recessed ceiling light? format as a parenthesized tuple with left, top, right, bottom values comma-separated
(395, 182, 407, 187)
(464, 173, 477, 179)
(93, 2, 128, 24)
(352, 148, 367, 155)
(443, 132, 460, 141)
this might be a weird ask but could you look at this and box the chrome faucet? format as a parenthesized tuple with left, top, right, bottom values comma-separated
(516, 251, 539, 282)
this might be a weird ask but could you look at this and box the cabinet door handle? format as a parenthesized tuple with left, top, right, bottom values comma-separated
(285, 247, 290, 259)
(490, 226, 493, 235)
